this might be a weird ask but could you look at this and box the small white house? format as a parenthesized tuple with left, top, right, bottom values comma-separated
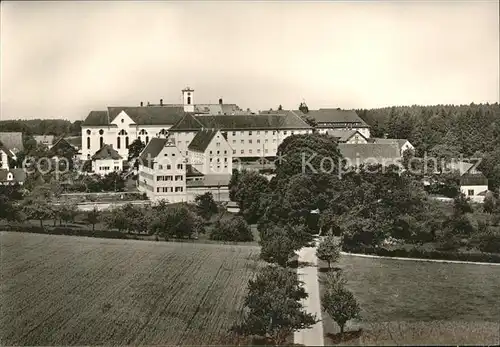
(448, 161, 489, 203)
(187, 128, 233, 175)
(91, 144, 123, 176)
(0, 145, 16, 170)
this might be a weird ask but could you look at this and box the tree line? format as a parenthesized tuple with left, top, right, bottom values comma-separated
(356, 103, 500, 191)
(0, 119, 82, 137)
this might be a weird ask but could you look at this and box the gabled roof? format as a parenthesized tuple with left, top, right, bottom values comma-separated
(65, 136, 82, 149)
(188, 129, 218, 152)
(0, 143, 16, 158)
(329, 129, 367, 142)
(196, 113, 311, 130)
(460, 174, 488, 186)
(186, 164, 204, 177)
(33, 135, 55, 145)
(0, 168, 26, 182)
(170, 113, 205, 131)
(304, 109, 369, 127)
(371, 138, 409, 149)
(339, 143, 401, 167)
(139, 137, 169, 162)
(194, 104, 243, 115)
(108, 106, 185, 125)
(91, 144, 122, 160)
(49, 137, 78, 156)
(0, 132, 24, 153)
(82, 107, 185, 126)
(82, 111, 108, 126)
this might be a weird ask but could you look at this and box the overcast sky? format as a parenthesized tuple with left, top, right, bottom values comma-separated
(1, 1, 498, 121)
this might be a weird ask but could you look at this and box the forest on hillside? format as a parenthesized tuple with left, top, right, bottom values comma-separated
(356, 103, 499, 157)
(0, 119, 82, 137)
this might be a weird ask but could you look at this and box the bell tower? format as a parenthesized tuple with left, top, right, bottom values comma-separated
(182, 87, 194, 113)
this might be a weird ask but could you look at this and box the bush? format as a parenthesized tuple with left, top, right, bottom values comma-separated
(209, 216, 253, 242)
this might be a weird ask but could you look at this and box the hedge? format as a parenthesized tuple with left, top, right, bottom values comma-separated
(3, 224, 128, 240)
(343, 244, 500, 264)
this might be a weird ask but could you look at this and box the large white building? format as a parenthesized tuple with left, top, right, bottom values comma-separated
(82, 87, 386, 202)
(81, 87, 314, 162)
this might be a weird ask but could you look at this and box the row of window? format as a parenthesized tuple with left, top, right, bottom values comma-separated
(229, 130, 297, 136)
(233, 139, 277, 145)
(156, 175, 183, 181)
(209, 150, 227, 155)
(157, 187, 184, 193)
(233, 148, 273, 155)
(209, 157, 229, 163)
(87, 129, 168, 136)
(158, 164, 183, 170)
(87, 137, 130, 150)
(98, 166, 120, 171)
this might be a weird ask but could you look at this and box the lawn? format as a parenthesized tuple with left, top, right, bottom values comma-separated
(0, 232, 261, 345)
(319, 255, 500, 345)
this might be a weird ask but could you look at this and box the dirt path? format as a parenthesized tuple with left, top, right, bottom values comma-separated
(294, 243, 324, 346)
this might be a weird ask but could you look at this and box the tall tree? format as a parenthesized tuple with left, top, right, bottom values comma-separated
(127, 139, 145, 161)
(84, 206, 101, 232)
(231, 265, 317, 345)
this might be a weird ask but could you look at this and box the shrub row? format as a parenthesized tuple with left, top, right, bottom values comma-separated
(3, 224, 128, 240)
(343, 244, 500, 264)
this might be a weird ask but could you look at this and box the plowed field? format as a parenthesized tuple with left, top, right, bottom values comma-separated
(0, 232, 260, 345)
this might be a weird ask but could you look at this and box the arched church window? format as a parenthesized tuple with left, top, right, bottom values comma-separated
(125, 137, 129, 148)
(87, 137, 90, 149)
(100, 137, 103, 148)
(117, 137, 121, 149)
(187, 96, 191, 105)
(119, 130, 127, 136)
(145, 136, 149, 144)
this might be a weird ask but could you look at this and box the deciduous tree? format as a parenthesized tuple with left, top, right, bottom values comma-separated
(84, 206, 101, 232)
(127, 139, 145, 161)
(210, 215, 253, 242)
(195, 192, 218, 220)
(316, 235, 341, 269)
(321, 272, 361, 336)
(231, 265, 317, 345)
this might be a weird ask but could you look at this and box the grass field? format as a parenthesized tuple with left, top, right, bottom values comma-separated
(319, 256, 500, 345)
(0, 232, 260, 345)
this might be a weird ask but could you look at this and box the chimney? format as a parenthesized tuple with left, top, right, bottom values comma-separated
(160, 98, 163, 106)
(140, 101, 143, 107)
(219, 98, 223, 105)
